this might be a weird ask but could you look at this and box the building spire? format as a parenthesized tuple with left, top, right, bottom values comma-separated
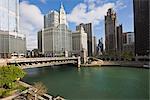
(60, 1, 64, 9)
(59, 0, 67, 25)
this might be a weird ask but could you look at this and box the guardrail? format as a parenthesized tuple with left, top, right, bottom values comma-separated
(7, 57, 78, 63)
(6, 57, 81, 68)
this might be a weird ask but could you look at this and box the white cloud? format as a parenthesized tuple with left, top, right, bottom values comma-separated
(67, 2, 115, 26)
(39, 0, 47, 4)
(115, 0, 127, 10)
(84, 0, 104, 4)
(88, 2, 96, 10)
(67, 0, 126, 37)
(84, 0, 109, 10)
(67, 0, 126, 26)
(20, 1, 44, 50)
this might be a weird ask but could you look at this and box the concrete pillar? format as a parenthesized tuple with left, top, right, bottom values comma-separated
(135, 55, 138, 61)
(77, 57, 81, 67)
(64, 50, 68, 57)
(80, 49, 87, 64)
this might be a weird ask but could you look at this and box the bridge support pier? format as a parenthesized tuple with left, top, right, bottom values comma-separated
(81, 49, 88, 64)
(77, 57, 81, 68)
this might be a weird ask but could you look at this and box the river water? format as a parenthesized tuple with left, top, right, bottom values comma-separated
(23, 65, 149, 100)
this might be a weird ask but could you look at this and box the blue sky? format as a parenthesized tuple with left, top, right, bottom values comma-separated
(19, 0, 134, 50)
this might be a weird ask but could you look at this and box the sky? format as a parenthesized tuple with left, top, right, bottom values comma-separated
(19, 0, 134, 50)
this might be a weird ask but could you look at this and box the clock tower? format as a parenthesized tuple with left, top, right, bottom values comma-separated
(59, 3, 67, 25)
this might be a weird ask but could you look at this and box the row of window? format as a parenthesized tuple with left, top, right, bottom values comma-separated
(0, 0, 18, 32)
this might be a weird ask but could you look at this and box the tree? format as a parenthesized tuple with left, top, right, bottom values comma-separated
(121, 51, 134, 61)
(0, 65, 26, 89)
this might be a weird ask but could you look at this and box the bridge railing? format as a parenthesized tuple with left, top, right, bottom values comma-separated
(7, 57, 78, 63)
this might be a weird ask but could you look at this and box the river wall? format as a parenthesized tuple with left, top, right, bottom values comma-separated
(82, 61, 149, 68)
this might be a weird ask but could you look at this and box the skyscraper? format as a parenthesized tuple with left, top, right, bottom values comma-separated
(72, 26, 87, 56)
(97, 38, 104, 55)
(116, 24, 123, 53)
(123, 32, 135, 54)
(37, 29, 44, 53)
(133, 0, 149, 56)
(76, 23, 93, 56)
(105, 8, 117, 54)
(0, 0, 26, 58)
(44, 11, 59, 28)
(92, 36, 97, 56)
(38, 3, 72, 56)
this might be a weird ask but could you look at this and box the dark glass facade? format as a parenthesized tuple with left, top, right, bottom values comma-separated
(133, 0, 149, 56)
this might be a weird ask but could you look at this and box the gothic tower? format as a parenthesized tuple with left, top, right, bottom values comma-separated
(59, 3, 67, 25)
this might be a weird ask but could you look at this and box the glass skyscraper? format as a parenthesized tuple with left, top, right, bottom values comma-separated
(0, 0, 19, 32)
(0, 0, 26, 58)
(133, 0, 149, 56)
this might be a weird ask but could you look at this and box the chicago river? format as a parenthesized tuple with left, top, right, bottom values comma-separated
(23, 65, 149, 100)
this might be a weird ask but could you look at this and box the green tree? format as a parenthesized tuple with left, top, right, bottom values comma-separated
(121, 51, 134, 61)
(0, 65, 26, 89)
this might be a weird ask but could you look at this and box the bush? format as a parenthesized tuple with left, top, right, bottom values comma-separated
(0, 66, 27, 98)
(0, 88, 5, 97)
(0, 65, 26, 89)
(121, 51, 134, 61)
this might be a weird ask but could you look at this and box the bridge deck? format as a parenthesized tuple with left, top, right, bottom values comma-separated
(6, 57, 81, 68)
(7, 57, 78, 63)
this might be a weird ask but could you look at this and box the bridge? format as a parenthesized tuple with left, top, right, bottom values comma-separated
(6, 57, 81, 69)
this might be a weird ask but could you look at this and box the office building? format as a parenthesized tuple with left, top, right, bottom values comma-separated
(38, 3, 72, 56)
(92, 36, 97, 56)
(116, 24, 123, 53)
(72, 26, 87, 56)
(105, 8, 117, 54)
(0, 0, 26, 58)
(133, 0, 149, 56)
(37, 29, 44, 53)
(76, 23, 93, 56)
(44, 11, 59, 28)
(97, 38, 104, 55)
(123, 32, 135, 54)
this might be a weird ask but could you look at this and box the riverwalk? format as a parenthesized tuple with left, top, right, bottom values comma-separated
(82, 60, 150, 68)
(1, 81, 65, 100)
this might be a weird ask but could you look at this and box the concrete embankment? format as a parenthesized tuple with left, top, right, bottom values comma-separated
(81, 61, 150, 68)
(0, 59, 7, 66)
(18, 81, 65, 100)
